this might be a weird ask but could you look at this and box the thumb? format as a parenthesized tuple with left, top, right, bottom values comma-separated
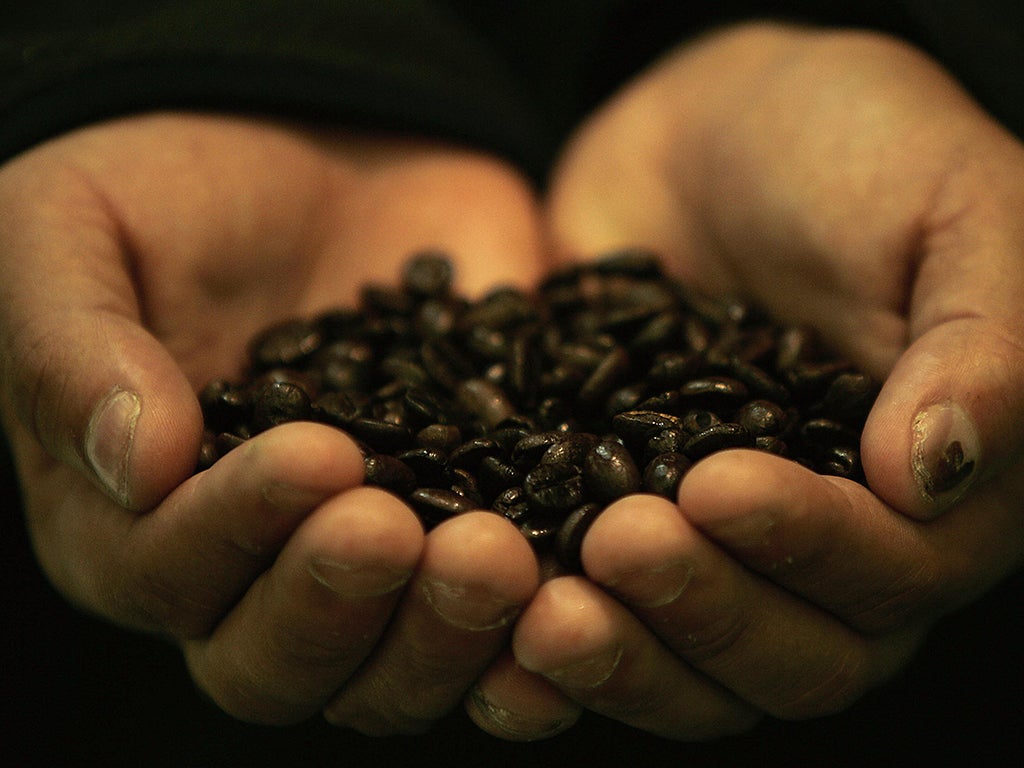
(0, 183, 201, 512)
(861, 169, 1024, 520)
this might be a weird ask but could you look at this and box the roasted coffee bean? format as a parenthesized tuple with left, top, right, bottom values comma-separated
(414, 298, 459, 338)
(629, 311, 683, 357)
(507, 327, 542, 408)
(448, 437, 503, 471)
(541, 432, 600, 467)
(314, 340, 375, 392)
(363, 453, 418, 496)
(578, 346, 631, 408)
(456, 378, 516, 430)
(815, 372, 879, 423)
(799, 418, 859, 449)
(199, 379, 248, 433)
(646, 352, 699, 391)
(612, 411, 687, 448)
(402, 387, 449, 428)
(604, 383, 649, 417)
(523, 461, 585, 512)
(817, 445, 864, 481)
(449, 468, 486, 508)
(312, 390, 364, 427)
(477, 455, 524, 501)
(637, 390, 682, 415)
(511, 431, 565, 470)
(402, 250, 454, 298)
(583, 439, 641, 504)
(251, 381, 312, 433)
(642, 452, 692, 499)
(644, 427, 688, 463)
(754, 435, 789, 455)
(492, 485, 531, 521)
(735, 399, 787, 437)
(591, 248, 665, 279)
(555, 503, 605, 572)
(345, 417, 413, 453)
(679, 409, 721, 435)
(678, 376, 750, 412)
(395, 447, 450, 487)
(415, 423, 463, 451)
(408, 488, 477, 526)
(421, 338, 477, 391)
(683, 422, 754, 460)
(248, 318, 323, 371)
(517, 514, 561, 546)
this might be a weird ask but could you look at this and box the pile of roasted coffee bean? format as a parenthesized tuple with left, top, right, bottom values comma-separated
(197, 251, 878, 572)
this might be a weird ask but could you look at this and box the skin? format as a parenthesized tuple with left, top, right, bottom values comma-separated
(0, 113, 546, 732)
(467, 22, 1024, 739)
(3, 20, 1023, 743)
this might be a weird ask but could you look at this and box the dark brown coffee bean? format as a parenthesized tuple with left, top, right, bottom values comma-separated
(408, 488, 477, 526)
(583, 440, 641, 504)
(642, 452, 692, 499)
(523, 461, 585, 511)
(735, 399, 787, 437)
(604, 383, 650, 417)
(817, 445, 864, 481)
(363, 453, 418, 496)
(402, 251, 454, 298)
(578, 346, 631, 408)
(312, 390, 364, 427)
(415, 423, 463, 451)
(636, 390, 682, 415)
(402, 387, 449, 428)
(199, 379, 248, 433)
(395, 447, 450, 487)
(644, 428, 688, 463)
(517, 514, 561, 546)
(799, 418, 859, 449)
(346, 417, 413, 453)
(492, 485, 531, 521)
(414, 298, 459, 338)
(455, 378, 516, 430)
(449, 467, 486, 508)
(612, 411, 687, 447)
(314, 340, 375, 392)
(592, 248, 665, 279)
(449, 437, 503, 471)
(646, 351, 700, 390)
(421, 338, 477, 391)
(511, 431, 565, 470)
(679, 409, 722, 435)
(555, 503, 604, 573)
(629, 311, 682, 356)
(506, 326, 541, 408)
(754, 435, 789, 456)
(678, 376, 749, 412)
(683, 422, 754, 460)
(477, 455, 524, 501)
(541, 433, 600, 467)
(816, 372, 879, 424)
(248, 318, 323, 371)
(251, 381, 312, 433)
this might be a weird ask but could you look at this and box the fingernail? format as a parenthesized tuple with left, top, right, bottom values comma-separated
(911, 401, 978, 508)
(85, 386, 141, 506)
(605, 558, 695, 609)
(539, 645, 623, 689)
(309, 557, 412, 598)
(422, 579, 520, 631)
(466, 686, 573, 741)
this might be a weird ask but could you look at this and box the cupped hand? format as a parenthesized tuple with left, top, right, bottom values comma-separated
(467, 22, 1024, 739)
(0, 112, 547, 731)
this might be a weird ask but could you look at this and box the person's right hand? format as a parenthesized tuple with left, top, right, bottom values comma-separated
(0, 112, 546, 732)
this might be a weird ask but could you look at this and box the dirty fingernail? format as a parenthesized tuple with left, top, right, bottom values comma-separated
(911, 401, 978, 509)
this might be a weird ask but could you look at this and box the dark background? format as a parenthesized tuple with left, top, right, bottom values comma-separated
(2, 439, 1021, 768)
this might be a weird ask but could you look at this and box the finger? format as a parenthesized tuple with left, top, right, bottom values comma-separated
(578, 494, 917, 720)
(0, 157, 200, 511)
(35, 422, 365, 636)
(463, 650, 582, 742)
(676, 448, 1024, 631)
(513, 575, 762, 740)
(183, 485, 424, 724)
(323, 511, 539, 735)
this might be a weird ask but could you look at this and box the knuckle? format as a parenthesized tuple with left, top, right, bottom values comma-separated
(118, 566, 219, 639)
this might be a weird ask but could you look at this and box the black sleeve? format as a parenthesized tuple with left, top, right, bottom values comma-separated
(0, 0, 546, 173)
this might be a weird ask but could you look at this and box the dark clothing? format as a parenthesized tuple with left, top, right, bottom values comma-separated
(1, 2, 1022, 766)
(3, 1, 1024, 182)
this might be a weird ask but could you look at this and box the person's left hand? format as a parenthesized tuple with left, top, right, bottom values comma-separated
(465, 22, 1024, 740)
